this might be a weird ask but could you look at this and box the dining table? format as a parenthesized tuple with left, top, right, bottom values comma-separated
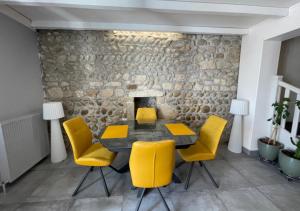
(99, 120, 198, 151)
(99, 119, 198, 196)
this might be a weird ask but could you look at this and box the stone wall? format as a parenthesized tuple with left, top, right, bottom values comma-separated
(38, 30, 241, 141)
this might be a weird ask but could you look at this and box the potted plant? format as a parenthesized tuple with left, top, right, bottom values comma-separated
(279, 137, 300, 179)
(258, 98, 290, 161)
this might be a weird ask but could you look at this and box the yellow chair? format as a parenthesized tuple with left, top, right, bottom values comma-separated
(130, 140, 175, 211)
(136, 107, 157, 122)
(63, 116, 118, 197)
(177, 115, 227, 190)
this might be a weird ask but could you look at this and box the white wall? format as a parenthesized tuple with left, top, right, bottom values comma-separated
(237, 2, 300, 151)
(250, 41, 282, 149)
(0, 13, 43, 121)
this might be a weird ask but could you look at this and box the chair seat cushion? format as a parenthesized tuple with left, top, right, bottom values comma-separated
(177, 141, 215, 162)
(76, 143, 116, 166)
(136, 108, 157, 122)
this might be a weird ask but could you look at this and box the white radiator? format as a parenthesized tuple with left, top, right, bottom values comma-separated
(0, 113, 49, 186)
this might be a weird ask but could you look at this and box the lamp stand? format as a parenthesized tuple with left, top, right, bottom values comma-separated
(50, 119, 67, 163)
(228, 115, 243, 153)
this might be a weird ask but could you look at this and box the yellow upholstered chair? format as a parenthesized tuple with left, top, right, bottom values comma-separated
(177, 115, 227, 190)
(136, 107, 157, 122)
(63, 116, 117, 197)
(130, 140, 175, 211)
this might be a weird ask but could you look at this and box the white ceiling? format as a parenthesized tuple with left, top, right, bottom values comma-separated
(166, 0, 300, 8)
(1, 0, 300, 35)
(13, 6, 265, 28)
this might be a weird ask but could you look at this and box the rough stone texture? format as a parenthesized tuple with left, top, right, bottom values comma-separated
(38, 30, 241, 141)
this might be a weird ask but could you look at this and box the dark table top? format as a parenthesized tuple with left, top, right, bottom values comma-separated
(99, 120, 198, 152)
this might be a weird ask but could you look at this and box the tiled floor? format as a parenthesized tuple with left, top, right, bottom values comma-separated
(1, 144, 300, 211)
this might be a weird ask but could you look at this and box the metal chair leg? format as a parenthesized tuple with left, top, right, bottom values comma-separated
(185, 162, 194, 190)
(135, 188, 146, 211)
(157, 188, 171, 211)
(72, 167, 92, 196)
(201, 161, 219, 188)
(198, 161, 203, 167)
(99, 167, 110, 197)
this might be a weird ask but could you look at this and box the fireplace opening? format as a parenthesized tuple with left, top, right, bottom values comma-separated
(134, 97, 156, 118)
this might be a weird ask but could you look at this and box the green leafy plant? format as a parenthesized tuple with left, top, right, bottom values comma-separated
(267, 98, 290, 145)
(290, 137, 300, 159)
(296, 100, 300, 110)
(266, 98, 300, 146)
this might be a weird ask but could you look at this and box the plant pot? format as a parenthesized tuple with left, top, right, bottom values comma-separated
(258, 138, 284, 161)
(279, 149, 300, 178)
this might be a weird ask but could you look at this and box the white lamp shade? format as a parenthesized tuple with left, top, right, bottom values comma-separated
(230, 99, 249, 115)
(43, 102, 65, 120)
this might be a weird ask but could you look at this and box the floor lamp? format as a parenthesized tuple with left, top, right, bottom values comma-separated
(43, 102, 67, 163)
(228, 99, 249, 153)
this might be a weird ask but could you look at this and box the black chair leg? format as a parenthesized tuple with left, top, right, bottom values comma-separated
(135, 188, 146, 211)
(99, 167, 110, 197)
(185, 162, 194, 190)
(72, 166, 92, 196)
(201, 161, 219, 188)
(198, 161, 203, 167)
(157, 188, 170, 211)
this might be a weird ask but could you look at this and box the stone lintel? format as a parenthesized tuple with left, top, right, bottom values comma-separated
(128, 90, 164, 98)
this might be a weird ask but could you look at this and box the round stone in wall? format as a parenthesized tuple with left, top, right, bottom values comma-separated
(201, 105, 210, 113)
(47, 87, 63, 99)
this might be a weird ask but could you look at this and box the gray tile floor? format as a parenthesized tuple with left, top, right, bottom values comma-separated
(1, 144, 300, 211)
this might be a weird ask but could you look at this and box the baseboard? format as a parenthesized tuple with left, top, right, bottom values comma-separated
(242, 147, 258, 157)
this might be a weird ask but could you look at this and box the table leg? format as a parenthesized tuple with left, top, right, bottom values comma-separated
(137, 188, 150, 198)
(1, 182, 6, 194)
(109, 163, 129, 173)
(172, 173, 182, 183)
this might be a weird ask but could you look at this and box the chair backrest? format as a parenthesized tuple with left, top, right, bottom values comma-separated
(199, 115, 227, 155)
(136, 107, 157, 122)
(63, 117, 93, 160)
(129, 140, 175, 188)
